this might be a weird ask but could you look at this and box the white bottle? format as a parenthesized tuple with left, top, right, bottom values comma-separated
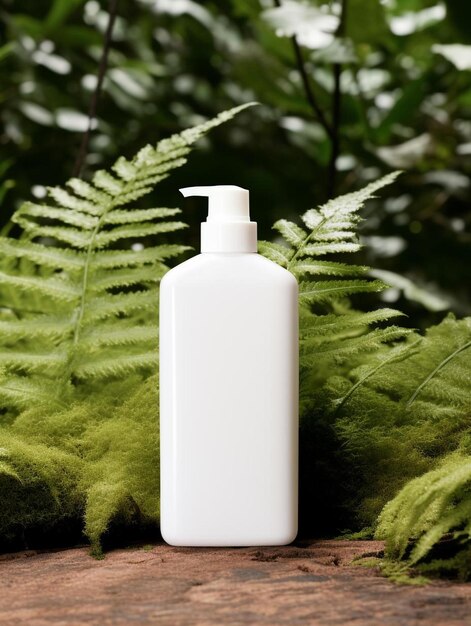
(160, 185, 298, 546)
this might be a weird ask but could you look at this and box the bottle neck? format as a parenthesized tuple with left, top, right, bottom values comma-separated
(201, 222, 257, 253)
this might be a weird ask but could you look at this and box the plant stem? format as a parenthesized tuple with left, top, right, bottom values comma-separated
(273, 0, 333, 141)
(327, 0, 348, 199)
(72, 0, 118, 178)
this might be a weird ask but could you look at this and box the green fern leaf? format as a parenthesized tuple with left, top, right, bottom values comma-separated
(93, 221, 187, 247)
(273, 219, 307, 247)
(0, 238, 83, 272)
(46, 187, 100, 214)
(261, 172, 406, 395)
(0, 374, 67, 410)
(0, 319, 71, 342)
(407, 335, 471, 406)
(302, 242, 361, 255)
(0, 104, 253, 391)
(13, 219, 92, 248)
(301, 326, 412, 362)
(104, 208, 180, 225)
(299, 279, 387, 303)
(0, 350, 66, 374)
(300, 308, 405, 337)
(74, 351, 158, 379)
(67, 178, 111, 204)
(81, 326, 157, 349)
(377, 454, 471, 565)
(92, 170, 124, 194)
(293, 260, 368, 277)
(18, 202, 99, 229)
(83, 292, 157, 323)
(257, 241, 293, 267)
(91, 267, 162, 293)
(333, 338, 421, 411)
(0, 271, 80, 303)
(93, 245, 190, 269)
(326, 313, 471, 576)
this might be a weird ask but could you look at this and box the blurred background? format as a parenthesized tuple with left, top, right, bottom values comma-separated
(1, 0, 470, 328)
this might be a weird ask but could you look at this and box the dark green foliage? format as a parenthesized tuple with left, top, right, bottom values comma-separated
(0, 115, 411, 552)
(0, 107, 470, 575)
(377, 454, 471, 581)
(2, 0, 471, 326)
(307, 313, 469, 580)
(0, 106, 252, 551)
(328, 315, 471, 525)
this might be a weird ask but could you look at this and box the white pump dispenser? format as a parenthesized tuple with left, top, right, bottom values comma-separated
(180, 185, 257, 253)
(160, 184, 298, 547)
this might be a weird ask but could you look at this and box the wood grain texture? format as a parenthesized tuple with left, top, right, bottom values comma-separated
(1, 540, 470, 625)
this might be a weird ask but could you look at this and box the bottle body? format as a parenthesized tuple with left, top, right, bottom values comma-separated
(159, 253, 298, 546)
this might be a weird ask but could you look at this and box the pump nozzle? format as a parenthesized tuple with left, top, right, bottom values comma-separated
(179, 185, 250, 223)
(179, 185, 256, 253)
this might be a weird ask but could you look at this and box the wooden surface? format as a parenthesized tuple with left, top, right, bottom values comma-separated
(1, 540, 470, 625)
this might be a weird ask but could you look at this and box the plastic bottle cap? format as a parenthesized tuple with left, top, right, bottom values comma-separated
(180, 185, 257, 253)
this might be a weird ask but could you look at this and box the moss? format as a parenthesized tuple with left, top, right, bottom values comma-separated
(0, 375, 159, 552)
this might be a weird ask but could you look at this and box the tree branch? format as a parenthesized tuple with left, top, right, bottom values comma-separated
(273, 0, 333, 140)
(72, 0, 119, 178)
(327, 0, 348, 198)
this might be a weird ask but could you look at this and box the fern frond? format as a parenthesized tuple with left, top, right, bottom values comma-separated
(91, 267, 162, 293)
(300, 308, 405, 337)
(299, 279, 387, 303)
(0, 238, 83, 272)
(93, 245, 191, 269)
(110, 185, 155, 206)
(0, 318, 71, 342)
(13, 219, 92, 248)
(0, 350, 66, 374)
(360, 314, 471, 412)
(303, 241, 361, 255)
(334, 338, 421, 411)
(0, 374, 67, 410)
(93, 221, 187, 247)
(407, 335, 471, 406)
(257, 241, 293, 267)
(0, 271, 80, 303)
(74, 351, 158, 379)
(273, 219, 306, 247)
(293, 260, 368, 277)
(310, 172, 400, 221)
(411, 497, 471, 566)
(377, 454, 471, 564)
(67, 178, 111, 205)
(0, 104, 253, 389)
(328, 313, 471, 572)
(92, 170, 124, 194)
(81, 326, 157, 349)
(46, 187, 101, 214)
(301, 326, 412, 363)
(18, 202, 99, 229)
(261, 172, 405, 391)
(104, 207, 180, 225)
(268, 172, 400, 275)
(83, 291, 157, 323)
(291, 174, 402, 357)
